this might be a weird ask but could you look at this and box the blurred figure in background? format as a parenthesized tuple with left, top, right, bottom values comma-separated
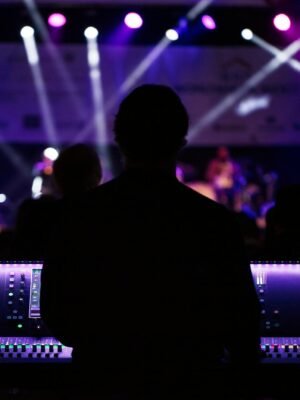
(205, 146, 244, 208)
(53, 144, 102, 200)
(13, 143, 102, 260)
(31, 147, 59, 199)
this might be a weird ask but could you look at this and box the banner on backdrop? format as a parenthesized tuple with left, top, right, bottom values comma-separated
(0, 43, 299, 145)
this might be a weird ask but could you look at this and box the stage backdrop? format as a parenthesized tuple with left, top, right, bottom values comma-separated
(0, 43, 300, 145)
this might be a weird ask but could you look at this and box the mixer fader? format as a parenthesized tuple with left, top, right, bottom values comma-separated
(0, 262, 72, 363)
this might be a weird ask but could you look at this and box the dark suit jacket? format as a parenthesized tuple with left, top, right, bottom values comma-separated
(41, 169, 260, 391)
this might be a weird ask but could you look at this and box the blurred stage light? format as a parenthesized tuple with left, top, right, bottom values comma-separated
(32, 177, 42, 199)
(20, 26, 35, 39)
(43, 147, 59, 161)
(48, 13, 67, 28)
(0, 194, 7, 204)
(241, 28, 253, 40)
(84, 27, 99, 40)
(20, 26, 39, 65)
(201, 15, 216, 30)
(166, 29, 179, 41)
(273, 13, 291, 31)
(124, 12, 143, 29)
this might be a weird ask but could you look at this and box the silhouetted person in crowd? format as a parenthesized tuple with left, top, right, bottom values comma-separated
(14, 144, 102, 260)
(264, 184, 300, 259)
(53, 144, 102, 199)
(41, 85, 260, 399)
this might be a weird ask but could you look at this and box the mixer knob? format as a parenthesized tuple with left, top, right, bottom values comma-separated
(32, 345, 37, 352)
(274, 345, 278, 353)
(265, 345, 270, 352)
(22, 345, 26, 352)
(41, 345, 45, 352)
(285, 345, 289, 352)
(13, 345, 18, 352)
(49, 345, 54, 352)
(57, 344, 62, 353)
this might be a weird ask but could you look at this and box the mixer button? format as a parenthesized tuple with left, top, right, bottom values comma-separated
(288, 353, 292, 358)
(285, 345, 289, 352)
(274, 345, 278, 353)
(17, 354, 21, 358)
(57, 345, 62, 353)
(22, 345, 26, 352)
(37, 353, 41, 358)
(32, 345, 37, 352)
(41, 345, 45, 352)
(276, 354, 281, 358)
(28, 353, 33, 358)
(293, 345, 298, 352)
(13, 345, 18, 352)
(54, 353, 59, 358)
(46, 353, 50, 358)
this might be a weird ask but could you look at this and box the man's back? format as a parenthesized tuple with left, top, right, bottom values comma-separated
(42, 169, 259, 395)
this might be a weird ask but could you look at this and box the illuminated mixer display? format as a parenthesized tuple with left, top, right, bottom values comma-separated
(0, 262, 72, 363)
(1, 261, 300, 364)
(251, 261, 300, 363)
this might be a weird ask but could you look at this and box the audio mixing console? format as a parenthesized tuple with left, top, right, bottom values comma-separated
(1, 261, 300, 364)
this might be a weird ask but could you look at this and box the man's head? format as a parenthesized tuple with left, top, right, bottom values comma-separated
(53, 144, 102, 197)
(114, 84, 189, 163)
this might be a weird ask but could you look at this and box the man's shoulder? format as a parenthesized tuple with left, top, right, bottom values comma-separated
(176, 182, 230, 216)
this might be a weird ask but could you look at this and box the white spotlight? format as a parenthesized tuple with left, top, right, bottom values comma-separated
(43, 147, 59, 161)
(20, 26, 35, 39)
(165, 29, 179, 41)
(0, 194, 7, 204)
(241, 29, 253, 41)
(84, 27, 99, 40)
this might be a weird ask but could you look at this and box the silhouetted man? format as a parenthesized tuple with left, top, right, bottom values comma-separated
(41, 85, 260, 399)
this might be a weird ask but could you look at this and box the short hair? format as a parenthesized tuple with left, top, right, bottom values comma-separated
(53, 144, 102, 196)
(114, 84, 189, 160)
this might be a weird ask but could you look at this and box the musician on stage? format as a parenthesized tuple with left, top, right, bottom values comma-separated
(205, 146, 244, 208)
